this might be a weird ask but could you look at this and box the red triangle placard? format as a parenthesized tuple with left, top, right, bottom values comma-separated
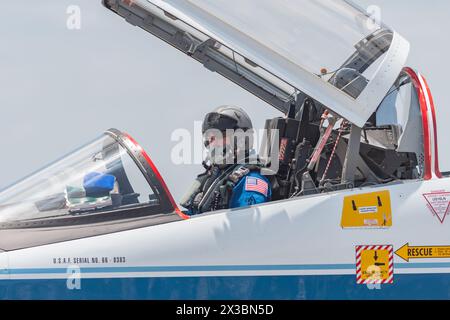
(423, 192, 450, 224)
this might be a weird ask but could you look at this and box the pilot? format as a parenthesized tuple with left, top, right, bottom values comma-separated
(180, 105, 271, 215)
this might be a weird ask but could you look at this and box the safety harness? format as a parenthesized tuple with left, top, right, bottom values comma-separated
(181, 163, 263, 214)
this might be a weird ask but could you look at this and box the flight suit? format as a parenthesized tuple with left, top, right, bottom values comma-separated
(182, 164, 272, 215)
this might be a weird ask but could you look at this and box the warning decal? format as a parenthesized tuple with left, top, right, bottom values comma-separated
(341, 191, 392, 228)
(356, 245, 394, 285)
(395, 243, 450, 262)
(423, 191, 450, 224)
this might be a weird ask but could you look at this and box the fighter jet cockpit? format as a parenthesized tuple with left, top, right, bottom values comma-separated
(101, 0, 432, 202)
(0, 0, 435, 232)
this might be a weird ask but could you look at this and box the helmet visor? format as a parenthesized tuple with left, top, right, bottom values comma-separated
(202, 112, 239, 134)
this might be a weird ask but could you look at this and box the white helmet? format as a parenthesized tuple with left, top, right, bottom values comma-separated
(202, 106, 254, 165)
(202, 105, 253, 134)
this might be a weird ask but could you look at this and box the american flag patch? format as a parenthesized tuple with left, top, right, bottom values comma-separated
(245, 176, 268, 197)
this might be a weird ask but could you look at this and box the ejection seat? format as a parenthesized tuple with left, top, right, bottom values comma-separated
(258, 69, 430, 201)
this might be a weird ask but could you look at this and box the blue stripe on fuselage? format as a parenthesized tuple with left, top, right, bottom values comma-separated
(6, 261, 450, 275)
(1, 273, 450, 300)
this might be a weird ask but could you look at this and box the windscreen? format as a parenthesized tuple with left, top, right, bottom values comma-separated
(0, 134, 156, 224)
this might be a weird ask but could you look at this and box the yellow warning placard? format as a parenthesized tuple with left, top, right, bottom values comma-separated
(341, 191, 392, 228)
(395, 243, 450, 262)
(356, 245, 393, 284)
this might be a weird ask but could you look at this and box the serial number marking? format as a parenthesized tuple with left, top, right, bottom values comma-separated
(52, 256, 126, 265)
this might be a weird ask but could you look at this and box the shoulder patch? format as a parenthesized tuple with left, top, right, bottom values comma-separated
(245, 176, 268, 197)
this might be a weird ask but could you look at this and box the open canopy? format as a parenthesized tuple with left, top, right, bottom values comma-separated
(104, 0, 409, 127)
